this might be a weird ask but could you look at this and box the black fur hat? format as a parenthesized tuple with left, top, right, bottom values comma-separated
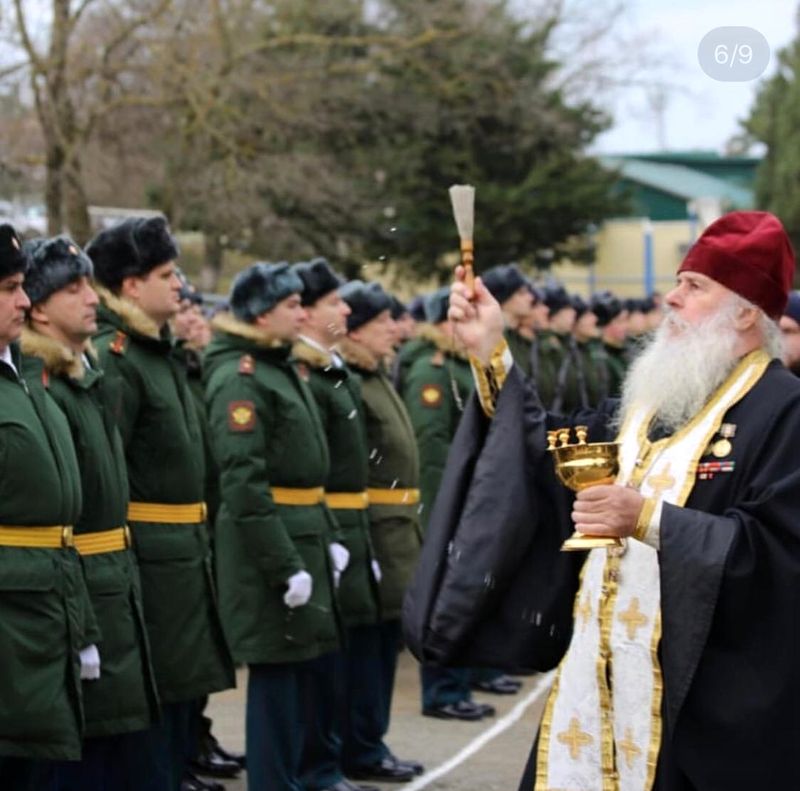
(229, 262, 304, 323)
(424, 286, 450, 324)
(408, 295, 426, 322)
(87, 215, 179, 291)
(481, 264, 527, 305)
(590, 290, 624, 327)
(543, 285, 573, 316)
(0, 224, 28, 280)
(390, 296, 408, 320)
(291, 258, 343, 307)
(23, 236, 93, 305)
(571, 293, 589, 319)
(339, 280, 392, 331)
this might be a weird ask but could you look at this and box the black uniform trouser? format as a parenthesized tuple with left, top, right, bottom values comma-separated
(0, 757, 55, 791)
(55, 734, 129, 791)
(341, 619, 401, 770)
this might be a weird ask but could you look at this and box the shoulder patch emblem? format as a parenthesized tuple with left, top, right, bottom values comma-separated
(109, 331, 128, 355)
(238, 354, 255, 375)
(228, 400, 256, 432)
(421, 384, 443, 408)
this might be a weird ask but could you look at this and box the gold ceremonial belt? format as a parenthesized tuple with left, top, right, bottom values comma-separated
(325, 491, 369, 510)
(127, 502, 208, 524)
(271, 487, 325, 506)
(366, 487, 420, 506)
(73, 526, 132, 556)
(0, 525, 74, 549)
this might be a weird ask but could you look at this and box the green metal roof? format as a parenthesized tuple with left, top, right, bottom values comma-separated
(600, 156, 754, 208)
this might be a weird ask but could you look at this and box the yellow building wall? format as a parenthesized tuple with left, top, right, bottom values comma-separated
(548, 218, 697, 298)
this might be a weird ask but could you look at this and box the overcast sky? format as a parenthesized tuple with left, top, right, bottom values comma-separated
(591, 0, 798, 154)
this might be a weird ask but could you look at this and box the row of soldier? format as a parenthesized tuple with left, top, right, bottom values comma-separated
(0, 214, 664, 791)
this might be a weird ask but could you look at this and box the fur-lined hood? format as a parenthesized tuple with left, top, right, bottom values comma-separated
(415, 323, 468, 361)
(338, 337, 380, 372)
(210, 311, 288, 349)
(96, 285, 161, 340)
(293, 337, 336, 369)
(21, 326, 94, 380)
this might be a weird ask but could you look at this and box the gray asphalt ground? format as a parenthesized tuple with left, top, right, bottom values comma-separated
(205, 652, 552, 791)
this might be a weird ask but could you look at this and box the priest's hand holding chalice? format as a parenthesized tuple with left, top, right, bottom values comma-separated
(548, 427, 623, 551)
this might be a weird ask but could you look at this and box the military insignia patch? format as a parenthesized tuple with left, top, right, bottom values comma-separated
(421, 384, 443, 408)
(109, 330, 128, 355)
(228, 400, 256, 432)
(238, 354, 255, 375)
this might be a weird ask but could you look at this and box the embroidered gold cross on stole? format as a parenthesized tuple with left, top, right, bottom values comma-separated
(618, 597, 649, 640)
(557, 717, 593, 760)
(646, 462, 676, 498)
(618, 728, 643, 768)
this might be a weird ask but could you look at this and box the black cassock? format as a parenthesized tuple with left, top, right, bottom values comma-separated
(403, 359, 800, 790)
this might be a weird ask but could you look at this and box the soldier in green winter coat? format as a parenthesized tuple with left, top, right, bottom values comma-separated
(571, 294, 610, 407)
(481, 264, 535, 378)
(591, 291, 630, 400)
(339, 281, 424, 784)
(20, 236, 159, 790)
(537, 285, 588, 414)
(290, 259, 382, 791)
(204, 263, 341, 791)
(87, 217, 234, 791)
(0, 225, 95, 790)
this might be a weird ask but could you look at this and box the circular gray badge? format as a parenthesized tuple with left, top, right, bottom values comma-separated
(698, 27, 770, 82)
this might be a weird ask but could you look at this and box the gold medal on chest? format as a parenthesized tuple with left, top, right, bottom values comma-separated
(711, 438, 732, 458)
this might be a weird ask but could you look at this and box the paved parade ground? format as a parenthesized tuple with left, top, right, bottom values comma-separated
(208, 653, 553, 791)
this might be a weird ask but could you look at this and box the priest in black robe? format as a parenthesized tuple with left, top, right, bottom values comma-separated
(403, 211, 800, 791)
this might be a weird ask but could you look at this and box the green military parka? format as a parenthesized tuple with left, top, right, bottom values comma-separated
(293, 338, 379, 628)
(21, 329, 159, 739)
(204, 314, 340, 664)
(340, 338, 421, 622)
(94, 289, 234, 704)
(0, 346, 90, 760)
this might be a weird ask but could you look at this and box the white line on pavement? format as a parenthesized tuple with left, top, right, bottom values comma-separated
(402, 671, 555, 791)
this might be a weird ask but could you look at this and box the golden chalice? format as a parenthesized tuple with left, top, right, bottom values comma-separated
(548, 426, 623, 552)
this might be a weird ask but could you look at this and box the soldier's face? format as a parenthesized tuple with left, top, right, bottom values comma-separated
(305, 290, 350, 343)
(574, 310, 598, 340)
(30, 276, 98, 345)
(504, 287, 533, 321)
(257, 293, 306, 342)
(603, 311, 628, 344)
(349, 309, 395, 358)
(550, 306, 576, 334)
(123, 261, 181, 326)
(779, 315, 800, 371)
(0, 272, 30, 349)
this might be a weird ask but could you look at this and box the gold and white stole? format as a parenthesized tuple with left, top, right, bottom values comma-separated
(535, 349, 769, 791)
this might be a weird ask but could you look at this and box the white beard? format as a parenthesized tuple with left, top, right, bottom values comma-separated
(619, 306, 741, 434)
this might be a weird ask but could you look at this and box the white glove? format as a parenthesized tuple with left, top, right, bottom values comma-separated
(284, 570, 313, 608)
(371, 559, 382, 583)
(329, 542, 350, 589)
(79, 644, 101, 681)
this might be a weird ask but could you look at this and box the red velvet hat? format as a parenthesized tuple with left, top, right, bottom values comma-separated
(678, 211, 796, 320)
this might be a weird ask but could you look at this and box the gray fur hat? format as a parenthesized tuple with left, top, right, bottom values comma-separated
(291, 258, 343, 307)
(87, 215, 179, 291)
(0, 224, 28, 280)
(424, 286, 450, 324)
(23, 236, 93, 305)
(339, 280, 392, 331)
(229, 262, 304, 322)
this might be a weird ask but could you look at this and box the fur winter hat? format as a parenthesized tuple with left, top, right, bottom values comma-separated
(481, 264, 527, 305)
(0, 224, 28, 280)
(543, 285, 573, 317)
(424, 286, 450, 324)
(87, 215, 179, 291)
(291, 258, 343, 307)
(229, 262, 304, 322)
(23, 236, 93, 305)
(590, 290, 624, 327)
(339, 280, 392, 331)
